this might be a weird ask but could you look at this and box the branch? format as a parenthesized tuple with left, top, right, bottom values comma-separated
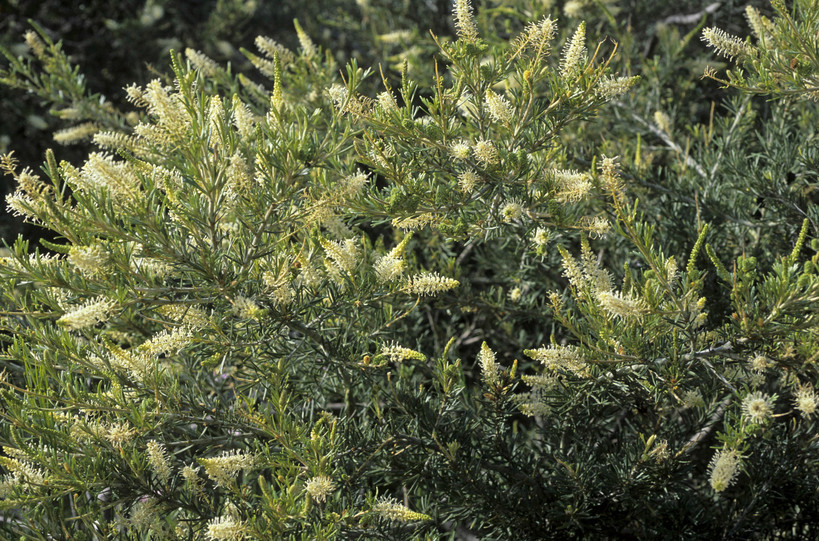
(678, 393, 732, 456)
(657, 3, 721, 26)
(614, 101, 708, 178)
(647, 341, 737, 369)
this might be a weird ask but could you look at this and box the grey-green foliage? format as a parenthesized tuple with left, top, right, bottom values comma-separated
(0, 1, 818, 540)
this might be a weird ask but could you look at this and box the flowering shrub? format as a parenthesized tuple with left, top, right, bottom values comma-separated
(0, 1, 818, 539)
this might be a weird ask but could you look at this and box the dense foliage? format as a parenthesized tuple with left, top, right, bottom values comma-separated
(0, 0, 818, 539)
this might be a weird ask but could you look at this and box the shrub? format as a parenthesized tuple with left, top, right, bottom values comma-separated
(0, 0, 817, 539)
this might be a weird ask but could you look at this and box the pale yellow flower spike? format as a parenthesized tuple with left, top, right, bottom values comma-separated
(374, 255, 405, 283)
(372, 498, 432, 522)
(745, 6, 768, 42)
(321, 238, 360, 274)
(294, 19, 317, 57)
(553, 169, 592, 202)
(185, 48, 219, 77)
(53, 122, 100, 145)
(560, 22, 587, 78)
(93, 131, 146, 155)
(709, 447, 740, 492)
(24, 30, 46, 59)
(199, 450, 255, 488)
(206, 515, 247, 541)
(701, 27, 758, 61)
(377, 90, 398, 111)
(596, 76, 640, 101)
(380, 343, 426, 363)
(533, 227, 550, 246)
(509, 16, 557, 62)
(0, 454, 46, 490)
(451, 140, 471, 160)
(272, 52, 284, 111)
(458, 170, 480, 193)
(232, 295, 263, 320)
(485, 89, 513, 125)
(143, 79, 188, 140)
(525, 345, 587, 376)
(478, 342, 500, 386)
(405, 272, 460, 296)
(501, 199, 524, 222)
(57, 297, 116, 331)
(387, 231, 412, 259)
(596, 290, 649, 320)
(181, 464, 206, 499)
(453, 0, 479, 44)
(473, 139, 499, 166)
(68, 244, 107, 276)
(138, 327, 192, 357)
(207, 95, 226, 149)
(255, 35, 295, 63)
(147, 440, 172, 485)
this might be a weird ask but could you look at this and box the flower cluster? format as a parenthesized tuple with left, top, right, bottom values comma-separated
(794, 384, 818, 417)
(405, 272, 460, 296)
(747, 354, 771, 373)
(478, 342, 501, 386)
(472, 139, 499, 167)
(305, 475, 336, 503)
(374, 233, 412, 284)
(701, 27, 757, 61)
(457, 169, 480, 193)
(0, 449, 46, 495)
(56, 296, 116, 331)
(453, 0, 478, 43)
(379, 343, 426, 363)
(232, 296, 263, 320)
(322, 238, 360, 275)
(514, 374, 556, 417)
(68, 244, 107, 276)
(185, 48, 220, 77)
(451, 140, 471, 160)
(372, 498, 431, 522)
(524, 345, 587, 376)
(741, 392, 775, 424)
(560, 22, 587, 77)
(485, 89, 513, 125)
(157, 304, 210, 329)
(138, 327, 192, 357)
(553, 169, 592, 202)
(595, 75, 640, 100)
(199, 450, 255, 488)
(206, 515, 247, 541)
(511, 16, 557, 58)
(146, 440, 172, 485)
(501, 199, 524, 222)
(181, 464, 206, 500)
(53, 122, 99, 144)
(709, 448, 741, 492)
(596, 290, 649, 320)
